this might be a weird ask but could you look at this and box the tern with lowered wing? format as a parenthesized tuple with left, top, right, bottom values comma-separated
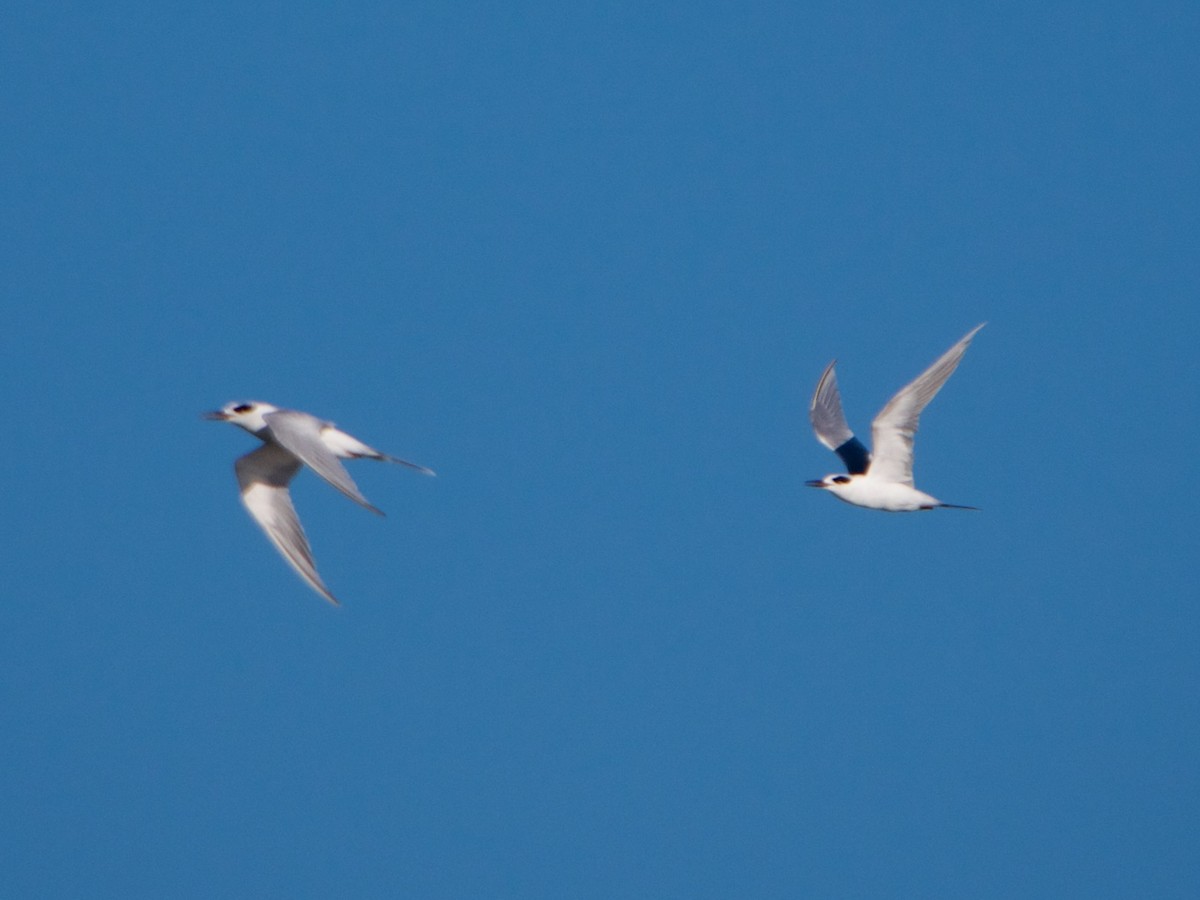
(205, 401, 434, 605)
(806, 324, 984, 511)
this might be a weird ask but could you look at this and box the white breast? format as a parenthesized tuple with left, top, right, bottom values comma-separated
(827, 477, 942, 511)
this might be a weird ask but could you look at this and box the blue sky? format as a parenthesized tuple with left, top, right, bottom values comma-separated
(2, 2, 1198, 897)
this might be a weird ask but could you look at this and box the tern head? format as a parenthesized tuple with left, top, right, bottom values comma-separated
(805, 473, 858, 497)
(203, 400, 279, 435)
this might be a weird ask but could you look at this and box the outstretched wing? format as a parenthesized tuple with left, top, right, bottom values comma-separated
(809, 360, 871, 475)
(235, 443, 340, 606)
(868, 323, 985, 486)
(263, 410, 384, 515)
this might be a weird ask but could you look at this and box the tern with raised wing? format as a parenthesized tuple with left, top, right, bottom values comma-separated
(806, 324, 984, 511)
(205, 401, 434, 604)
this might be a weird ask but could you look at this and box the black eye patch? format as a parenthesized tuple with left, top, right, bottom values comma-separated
(832, 475, 851, 484)
(232, 403, 253, 414)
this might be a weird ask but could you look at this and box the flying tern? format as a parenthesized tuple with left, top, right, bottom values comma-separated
(205, 401, 434, 605)
(806, 324, 985, 512)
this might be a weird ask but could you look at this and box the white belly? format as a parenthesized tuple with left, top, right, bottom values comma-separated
(829, 478, 942, 512)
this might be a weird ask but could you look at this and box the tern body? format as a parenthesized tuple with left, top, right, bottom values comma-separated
(205, 401, 434, 605)
(805, 324, 984, 512)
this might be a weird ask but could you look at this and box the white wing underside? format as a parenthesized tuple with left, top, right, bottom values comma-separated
(235, 443, 340, 605)
(263, 410, 383, 514)
(867, 323, 985, 486)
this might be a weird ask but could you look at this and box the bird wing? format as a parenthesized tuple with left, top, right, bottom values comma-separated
(809, 360, 871, 474)
(868, 323, 985, 486)
(263, 410, 383, 515)
(235, 443, 340, 606)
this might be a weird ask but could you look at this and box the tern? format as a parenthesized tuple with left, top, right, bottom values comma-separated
(806, 324, 985, 511)
(205, 401, 434, 605)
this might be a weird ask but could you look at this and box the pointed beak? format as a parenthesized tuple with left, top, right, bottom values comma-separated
(804, 479, 826, 488)
(202, 410, 229, 421)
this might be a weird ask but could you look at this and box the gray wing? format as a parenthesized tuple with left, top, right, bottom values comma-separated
(263, 410, 383, 515)
(810, 360, 871, 475)
(868, 323, 985, 486)
(235, 443, 340, 606)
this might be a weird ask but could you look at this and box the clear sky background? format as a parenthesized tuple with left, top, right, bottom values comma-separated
(2, 2, 1198, 897)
